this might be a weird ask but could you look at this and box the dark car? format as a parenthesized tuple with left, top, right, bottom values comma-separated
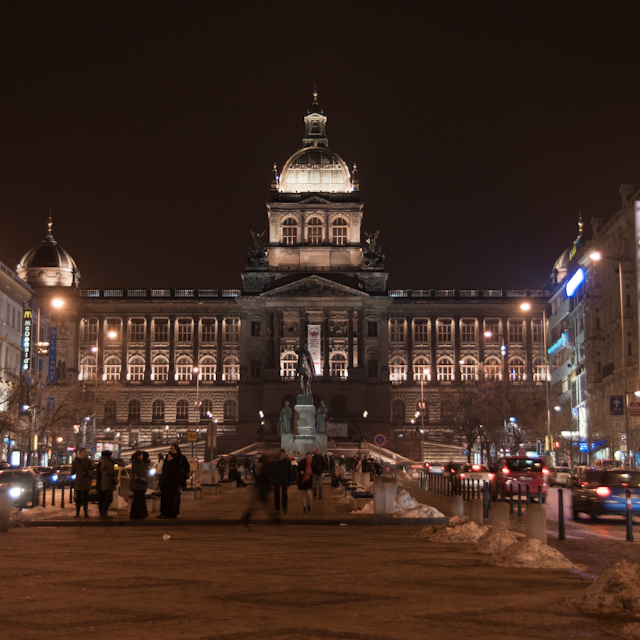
(28, 466, 60, 484)
(571, 468, 640, 520)
(493, 456, 549, 503)
(55, 465, 74, 485)
(0, 468, 42, 508)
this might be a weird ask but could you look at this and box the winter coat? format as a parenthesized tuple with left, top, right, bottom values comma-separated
(71, 456, 93, 491)
(176, 454, 190, 488)
(311, 453, 327, 475)
(273, 457, 293, 485)
(297, 458, 314, 491)
(100, 457, 118, 491)
(130, 457, 149, 491)
(160, 455, 182, 492)
(217, 458, 226, 471)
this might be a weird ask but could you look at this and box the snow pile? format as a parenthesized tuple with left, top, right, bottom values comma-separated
(393, 490, 444, 519)
(572, 562, 640, 613)
(621, 623, 640, 639)
(9, 508, 31, 528)
(355, 501, 374, 514)
(193, 470, 217, 486)
(414, 515, 486, 543)
(492, 538, 575, 569)
(475, 523, 518, 555)
(28, 503, 102, 519)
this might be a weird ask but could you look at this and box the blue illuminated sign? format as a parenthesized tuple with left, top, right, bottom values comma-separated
(565, 267, 585, 297)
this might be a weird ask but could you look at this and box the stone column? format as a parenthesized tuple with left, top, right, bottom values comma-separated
(274, 310, 281, 375)
(216, 315, 224, 383)
(121, 316, 128, 382)
(430, 317, 437, 383)
(406, 315, 413, 382)
(477, 316, 485, 369)
(525, 316, 533, 381)
(168, 315, 176, 380)
(96, 316, 104, 376)
(453, 317, 461, 382)
(502, 316, 509, 381)
(348, 309, 354, 369)
(323, 311, 330, 378)
(144, 315, 152, 383)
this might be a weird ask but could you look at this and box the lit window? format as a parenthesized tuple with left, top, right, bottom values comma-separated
(223, 357, 240, 381)
(177, 319, 192, 342)
(154, 320, 168, 342)
(437, 357, 454, 382)
(484, 357, 502, 380)
(79, 355, 96, 381)
(330, 353, 348, 378)
(199, 356, 216, 381)
(282, 218, 298, 245)
(129, 356, 145, 382)
(533, 359, 546, 382)
(461, 321, 476, 342)
(509, 321, 523, 343)
(390, 319, 405, 342)
(532, 320, 542, 343)
(104, 356, 121, 382)
(225, 318, 239, 342)
(307, 217, 323, 244)
(82, 319, 98, 345)
(281, 352, 297, 378)
(413, 357, 430, 381)
(175, 356, 193, 382)
(201, 320, 216, 342)
(460, 358, 477, 382)
(130, 319, 145, 342)
(509, 357, 525, 382)
(332, 218, 348, 245)
(437, 320, 452, 343)
(152, 356, 169, 382)
(414, 320, 429, 342)
(389, 356, 407, 382)
(485, 320, 500, 341)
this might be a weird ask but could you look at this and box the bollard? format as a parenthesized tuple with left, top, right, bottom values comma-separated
(489, 502, 510, 528)
(517, 484, 522, 516)
(468, 499, 483, 525)
(509, 483, 514, 514)
(60, 482, 65, 508)
(69, 485, 73, 504)
(51, 481, 56, 507)
(557, 488, 565, 540)
(450, 494, 464, 517)
(525, 504, 547, 544)
(0, 491, 11, 532)
(526, 484, 530, 507)
(42, 482, 47, 507)
(627, 489, 634, 542)
(501, 481, 505, 503)
(446, 476, 450, 498)
(483, 481, 489, 520)
(538, 485, 542, 505)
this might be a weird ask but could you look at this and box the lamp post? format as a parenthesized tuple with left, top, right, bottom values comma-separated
(590, 252, 632, 467)
(90, 329, 118, 455)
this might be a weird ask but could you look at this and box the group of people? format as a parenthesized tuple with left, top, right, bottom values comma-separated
(70, 443, 190, 521)
(216, 455, 253, 487)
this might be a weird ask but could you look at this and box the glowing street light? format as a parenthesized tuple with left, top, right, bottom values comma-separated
(51, 298, 64, 309)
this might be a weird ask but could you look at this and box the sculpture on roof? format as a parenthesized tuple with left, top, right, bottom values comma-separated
(361, 230, 385, 270)
(246, 230, 269, 269)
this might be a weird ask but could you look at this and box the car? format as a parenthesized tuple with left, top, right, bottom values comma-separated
(28, 466, 60, 484)
(87, 464, 131, 502)
(571, 468, 640, 520)
(55, 465, 74, 485)
(458, 463, 495, 484)
(550, 465, 573, 487)
(493, 456, 549, 503)
(0, 468, 43, 508)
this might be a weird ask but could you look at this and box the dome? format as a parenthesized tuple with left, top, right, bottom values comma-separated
(551, 247, 571, 285)
(16, 217, 80, 288)
(278, 147, 352, 194)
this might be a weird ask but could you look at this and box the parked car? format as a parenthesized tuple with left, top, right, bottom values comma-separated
(0, 468, 43, 508)
(28, 466, 59, 484)
(572, 465, 589, 487)
(458, 463, 495, 484)
(550, 466, 573, 487)
(571, 468, 640, 520)
(493, 456, 549, 503)
(55, 465, 74, 485)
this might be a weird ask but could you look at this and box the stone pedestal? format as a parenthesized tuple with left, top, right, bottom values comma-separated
(373, 476, 397, 516)
(281, 395, 328, 456)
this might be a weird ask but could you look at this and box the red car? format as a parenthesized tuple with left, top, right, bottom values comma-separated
(493, 456, 549, 503)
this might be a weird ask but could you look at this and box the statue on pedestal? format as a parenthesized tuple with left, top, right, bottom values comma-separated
(279, 401, 293, 435)
(246, 230, 269, 269)
(315, 401, 328, 434)
(296, 343, 314, 397)
(361, 230, 385, 269)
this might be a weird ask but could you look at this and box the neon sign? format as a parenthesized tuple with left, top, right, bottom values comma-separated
(22, 309, 32, 371)
(565, 267, 585, 297)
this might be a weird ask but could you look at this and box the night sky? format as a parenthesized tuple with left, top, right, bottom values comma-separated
(2, 2, 640, 291)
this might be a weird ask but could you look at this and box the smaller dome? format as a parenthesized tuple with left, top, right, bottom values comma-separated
(279, 147, 352, 194)
(16, 217, 80, 288)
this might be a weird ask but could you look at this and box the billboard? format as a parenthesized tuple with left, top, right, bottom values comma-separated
(308, 324, 322, 375)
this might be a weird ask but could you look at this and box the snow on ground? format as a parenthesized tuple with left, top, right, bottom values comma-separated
(475, 523, 519, 555)
(352, 490, 444, 518)
(414, 516, 487, 543)
(491, 537, 577, 569)
(571, 561, 640, 614)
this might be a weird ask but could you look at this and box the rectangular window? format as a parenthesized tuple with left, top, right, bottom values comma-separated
(83, 319, 98, 344)
(177, 320, 192, 342)
(201, 320, 215, 342)
(509, 321, 523, 343)
(130, 319, 145, 342)
(460, 321, 476, 342)
(414, 319, 428, 342)
(332, 225, 347, 245)
(390, 319, 405, 342)
(106, 319, 121, 339)
(367, 359, 378, 378)
(437, 320, 452, 343)
(225, 318, 239, 342)
(250, 359, 261, 378)
(485, 320, 500, 341)
(154, 320, 168, 343)
(283, 227, 297, 245)
(367, 321, 378, 338)
(251, 321, 261, 337)
(532, 320, 542, 343)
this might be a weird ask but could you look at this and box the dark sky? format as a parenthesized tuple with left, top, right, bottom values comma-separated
(2, 2, 640, 291)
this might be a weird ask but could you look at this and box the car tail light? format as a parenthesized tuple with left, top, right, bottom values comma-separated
(542, 468, 550, 476)
(450, 468, 456, 474)
(489, 473, 495, 480)
(502, 467, 510, 475)
(472, 465, 481, 471)
(596, 487, 611, 498)
(460, 473, 466, 479)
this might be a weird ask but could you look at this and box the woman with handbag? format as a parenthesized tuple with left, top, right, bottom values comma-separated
(130, 450, 148, 520)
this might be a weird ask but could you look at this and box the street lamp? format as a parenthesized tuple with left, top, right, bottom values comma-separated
(590, 251, 632, 467)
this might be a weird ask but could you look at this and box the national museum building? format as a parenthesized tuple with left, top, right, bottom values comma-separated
(15, 95, 549, 460)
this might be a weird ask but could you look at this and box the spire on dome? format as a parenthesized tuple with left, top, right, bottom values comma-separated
(303, 87, 328, 147)
(47, 206, 55, 241)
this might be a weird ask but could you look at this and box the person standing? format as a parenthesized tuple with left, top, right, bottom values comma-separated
(158, 450, 182, 518)
(71, 448, 93, 518)
(297, 452, 314, 514)
(229, 457, 247, 487)
(311, 448, 327, 500)
(99, 451, 118, 520)
(243, 456, 251, 480)
(130, 450, 148, 520)
(273, 449, 293, 514)
(155, 453, 165, 476)
(217, 456, 227, 482)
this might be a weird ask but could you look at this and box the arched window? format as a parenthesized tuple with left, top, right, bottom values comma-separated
(152, 356, 169, 382)
(200, 399, 213, 420)
(330, 353, 348, 378)
(176, 399, 189, 421)
(307, 217, 323, 244)
(509, 357, 525, 382)
(224, 399, 237, 422)
(533, 358, 546, 382)
(332, 217, 348, 245)
(331, 394, 347, 419)
(199, 356, 216, 382)
(460, 357, 478, 382)
(104, 356, 121, 382)
(128, 356, 145, 382)
(392, 399, 405, 423)
(175, 356, 193, 382)
(413, 356, 430, 381)
(223, 356, 240, 381)
(152, 399, 165, 421)
(484, 356, 502, 381)
(389, 356, 407, 382)
(437, 357, 454, 382)
(280, 352, 297, 379)
(79, 354, 96, 381)
(104, 400, 117, 423)
(282, 218, 298, 245)
(128, 399, 141, 423)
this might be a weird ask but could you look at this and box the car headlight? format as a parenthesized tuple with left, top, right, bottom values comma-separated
(148, 469, 156, 477)
(70, 474, 76, 481)
(8, 487, 22, 499)
(50, 474, 59, 483)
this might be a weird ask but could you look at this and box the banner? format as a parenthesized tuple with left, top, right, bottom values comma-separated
(308, 324, 322, 375)
(326, 422, 348, 438)
(48, 327, 57, 384)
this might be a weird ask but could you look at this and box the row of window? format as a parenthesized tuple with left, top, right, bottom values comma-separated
(282, 217, 348, 246)
(385, 319, 542, 343)
(104, 398, 237, 423)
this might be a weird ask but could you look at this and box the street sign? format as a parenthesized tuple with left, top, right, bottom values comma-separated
(374, 434, 386, 447)
(630, 402, 640, 417)
(517, 448, 526, 456)
(613, 417, 625, 431)
(462, 448, 469, 456)
(620, 433, 628, 445)
(489, 444, 496, 457)
(537, 438, 546, 456)
(187, 430, 198, 443)
(611, 396, 624, 415)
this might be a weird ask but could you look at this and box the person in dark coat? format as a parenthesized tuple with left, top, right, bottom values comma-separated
(171, 444, 190, 487)
(272, 449, 293, 514)
(71, 448, 93, 518)
(229, 458, 247, 487)
(130, 450, 148, 520)
(240, 454, 277, 527)
(217, 456, 227, 482)
(297, 452, 314, 514)
(99, 451, 118, 520)
(158, 450, 182, 518)
(311, 448, 327, 500)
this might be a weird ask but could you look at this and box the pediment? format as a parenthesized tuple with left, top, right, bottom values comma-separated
(299, 195, 333, 205)
(260, 275, 368, 299)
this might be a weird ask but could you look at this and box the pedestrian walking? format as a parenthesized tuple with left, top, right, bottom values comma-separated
(243, 456, 251, 480)
(158, 450, 182, 519)
(71, 448, 93, 518)
(217, 456, 227, 482)
(240, 454, 277, 528)
(290, 457, 298, 485)
(298, 452, 314, 513)
(229, 458, 247, 487)
(130, 450, 148, 519)
(99, 451, 118, 520)
(273, 449, 293, 514)
(311, 448, 326, 499)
